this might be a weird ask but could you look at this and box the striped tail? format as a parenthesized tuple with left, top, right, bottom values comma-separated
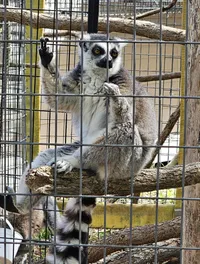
(47, 197, 96, 264)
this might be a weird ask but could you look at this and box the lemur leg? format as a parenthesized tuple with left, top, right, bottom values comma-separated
(6, 144, 79, 214)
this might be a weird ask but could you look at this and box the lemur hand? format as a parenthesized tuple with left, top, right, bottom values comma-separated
(39, 38, 53, 69)
(99, 82, 120, 96)
(47, 157, 75, 174)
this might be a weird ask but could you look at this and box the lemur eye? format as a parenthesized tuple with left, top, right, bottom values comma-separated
(94, 48, 100, 55)
(92, 46, 104, 56)
(110, 49, 118, 58)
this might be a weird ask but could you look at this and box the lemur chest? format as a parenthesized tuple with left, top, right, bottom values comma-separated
(81, 96, 110, 143)
(74, 75, 113, 142)
(82, 73, 105, 94)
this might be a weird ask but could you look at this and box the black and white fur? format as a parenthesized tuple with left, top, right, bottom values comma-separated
(5, 33, 157, 218)
(47, 197, 96, 264)
(38, 34, 157, 179)
(3, 33, 157, 263)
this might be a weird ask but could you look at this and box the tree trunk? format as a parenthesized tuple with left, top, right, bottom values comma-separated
(182, 0, 200, 263)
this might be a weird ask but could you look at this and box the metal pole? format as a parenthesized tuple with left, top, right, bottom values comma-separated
(88, 0, 99, 33)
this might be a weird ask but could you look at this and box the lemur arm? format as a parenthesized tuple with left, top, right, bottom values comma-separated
(39, 38, 80, 111)
(101, 82, 131, 124)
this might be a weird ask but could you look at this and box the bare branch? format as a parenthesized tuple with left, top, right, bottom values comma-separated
(136, 72, 181, 82)
(43, 30, 80, 38)
(136, 0, 178, 20)
(0, 5, 186, 42)
(95, 238, 180, 264)
(26, 162, 200, 196)
(88, 217, 181, 263)
(145, 104, 180, 168)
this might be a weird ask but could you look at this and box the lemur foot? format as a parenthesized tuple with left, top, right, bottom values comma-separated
(39, 37, 53, 68)
(100, 82, 120, 96)
(47, 158, 73, 173)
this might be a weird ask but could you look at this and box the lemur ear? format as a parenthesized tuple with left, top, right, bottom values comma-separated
(79, 41, 89, 52)
(79, 34, 91, 52)
(114, 37, 128, 49)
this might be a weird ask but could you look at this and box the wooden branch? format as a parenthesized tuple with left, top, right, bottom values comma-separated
(136, 0, 177, 20)
(0, 5, 186, 42)
(88, 217, 181, 263)
(135, 71, 181, 82)
(43, 30, 80, 38)
(95, 238, 180, 264)
(145, 103, 180, 168)
(26, 162, 200, 196)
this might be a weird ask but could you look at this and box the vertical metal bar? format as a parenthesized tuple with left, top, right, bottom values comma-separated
(87, 0, 99, 33)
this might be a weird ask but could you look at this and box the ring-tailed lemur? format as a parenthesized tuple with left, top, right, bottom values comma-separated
(2, 33, 157, 263)
(38, 34, 157, 179)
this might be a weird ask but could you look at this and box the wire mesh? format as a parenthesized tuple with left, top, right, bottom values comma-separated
(0, 0, 198, 263)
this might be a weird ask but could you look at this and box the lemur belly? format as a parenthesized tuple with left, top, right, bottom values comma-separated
(80, 97, 113, 144)
(73, 76, 114, 144)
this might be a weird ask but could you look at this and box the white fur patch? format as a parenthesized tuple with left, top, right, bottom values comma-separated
(61, 220, 74, 233)
(46, 255, 79, 264)
(56, 238, 80, 252)
(65, 198, 78, 211)
(74, 221, 88, 233)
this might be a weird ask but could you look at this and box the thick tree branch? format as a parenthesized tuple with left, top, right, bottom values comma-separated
(88, 217, 181, 263)
(0, 6, 186, 42)
(95, 238, 180, 264)
(26, 162, 200, 196)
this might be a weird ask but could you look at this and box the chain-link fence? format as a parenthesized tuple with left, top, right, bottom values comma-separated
(0, 0, 199, 263)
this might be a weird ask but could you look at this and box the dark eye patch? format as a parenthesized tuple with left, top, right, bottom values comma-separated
(92, 45, 105, 56)
(110, 48, 118, 59)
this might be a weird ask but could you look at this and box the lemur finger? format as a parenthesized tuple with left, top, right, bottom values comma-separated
(40, 37, 49, 50)
(104, 82, 120, 95)
(56, 160, 73, 173)
(40, 37, 46, 50)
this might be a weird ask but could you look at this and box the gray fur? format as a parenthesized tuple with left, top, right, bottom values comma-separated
(9, 33, 157, 211)
(11, 143, 80, 214)
(8, 33, 157, 264)
(39, 33, 157, 179)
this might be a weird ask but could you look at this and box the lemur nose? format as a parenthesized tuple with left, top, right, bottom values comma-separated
(108, 60, 113, 68)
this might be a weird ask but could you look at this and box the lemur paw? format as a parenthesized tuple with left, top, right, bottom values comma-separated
(47, 158, 73, 173)
(101, 82, 120, 96)
(39, 38, 53, 69)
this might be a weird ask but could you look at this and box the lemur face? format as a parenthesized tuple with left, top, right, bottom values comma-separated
(79, 34, 127, 75)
